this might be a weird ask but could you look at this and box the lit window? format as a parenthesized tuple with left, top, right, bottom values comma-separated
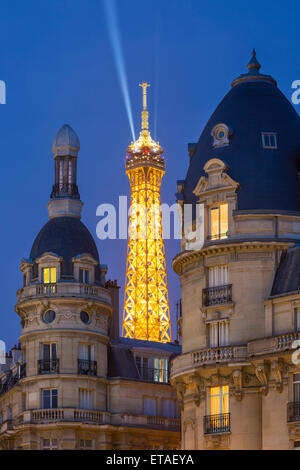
(293, 374, 300, 402)
(42, 389, 58, 409)
(79, 268, 90, 284)
(42, 439, 58, 450)
(208, 321, 229, 347)
(209, 203, 228, 240)
(43, 267, 56, 284)
(209, 385, 229, 416)
(153, 358, 169, 383)
(262, 132, 277, 149)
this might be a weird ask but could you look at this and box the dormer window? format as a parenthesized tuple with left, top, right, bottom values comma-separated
(79, 268, 90, 284)
(262, 132, 277, 149)
(209, 203, 228, 240)
(42, 267, 56, 284)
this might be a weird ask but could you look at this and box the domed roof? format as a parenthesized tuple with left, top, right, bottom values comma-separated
(184, 52, 300, 211)
(52, 124, 80, 157)
(30, 216, 99, 269)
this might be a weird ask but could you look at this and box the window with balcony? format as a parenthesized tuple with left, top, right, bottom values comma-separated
(204, 385, 230, 434)
(39, 343, 59, 374)
(43, 267, 56, 284)
(78, 344, 96, 376)
(79, 389, 93, 410)
(136, 356, 169, 383)
(203, 266, 232, 307)
(207, 320, 229, 347)
(79, 268, 90, 284)
(42, 438, 58, 450)
(287, 374, 300, 422)
(42, 389, 58, 409)
(262, 132, 277, 149)
(209, 203, 228, 240)
(42, 267, 57, 294)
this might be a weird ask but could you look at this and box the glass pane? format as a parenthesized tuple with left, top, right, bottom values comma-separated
(50, 268, 56, 283)
(220, 204, 228, 238)
(51, 344, 57, 360)
(43, 268, 50, 284)
(52, 390, 58, 409)
(43, 390, 50, 408)
(43, 344, 50, 360)
(221, 385, 229, 414)
(294, 383, 300, 402)
(210, 208, 220, 239)
(210, 394, 220, 415)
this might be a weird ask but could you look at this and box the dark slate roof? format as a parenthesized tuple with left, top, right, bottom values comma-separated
(183, 58, 300, 211)
(108, 337, 181, 380)
(30, 216, 99, 275)
(271, 247, 300, 296)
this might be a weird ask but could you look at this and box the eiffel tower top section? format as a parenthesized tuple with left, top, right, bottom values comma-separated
(126, 82, 165, 172)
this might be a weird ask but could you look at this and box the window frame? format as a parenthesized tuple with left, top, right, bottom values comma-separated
(209, 203, 228, 240)
(42, 267, 57, 284)
(207, 320, 229, 347)
(207, 385, 229, 416)
(261, 132, 277, 149)
(42, 389, 58, 409)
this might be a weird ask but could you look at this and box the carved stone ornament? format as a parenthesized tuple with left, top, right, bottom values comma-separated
(255, 363, 269, 395)
(174, 381, 186, 410)
(232, 369, 243, 401)
(189, 375, 205, 407)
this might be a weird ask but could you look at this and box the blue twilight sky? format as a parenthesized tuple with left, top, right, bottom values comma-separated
(0, 0, 299, 348)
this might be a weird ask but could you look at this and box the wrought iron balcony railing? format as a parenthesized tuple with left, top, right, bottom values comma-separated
(78, 359, 97, 376)
(38, 359, 59, 375)
(204, 413, 231, 434)
(137, 367, 169, 384)
(287, 402, 300, 422)
(202, 284, 232, 307)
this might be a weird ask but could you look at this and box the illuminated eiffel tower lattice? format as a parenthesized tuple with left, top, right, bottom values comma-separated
(122, 82, 171, 343)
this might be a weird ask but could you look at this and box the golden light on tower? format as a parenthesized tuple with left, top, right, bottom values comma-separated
(122, 82, 171, 343)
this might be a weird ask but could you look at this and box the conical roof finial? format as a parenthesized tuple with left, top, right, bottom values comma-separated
(247, 48, 261, 74)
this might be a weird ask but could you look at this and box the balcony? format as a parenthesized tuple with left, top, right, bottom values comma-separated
(78, 359, 97, 376)
(193, 346, 247, 364)
(122, 414, 180, 431)
(29, 408, 107, 425)
(17, 282, 111, 305)
(38, 359, 59, 375)
(287, 402, 300, 423)
(202, 284, 232, 307)
(137, 367, 169, 384)
(204, 413, 231, 434)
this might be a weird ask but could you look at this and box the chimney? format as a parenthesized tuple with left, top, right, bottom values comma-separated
(106, 280, 120, 340)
